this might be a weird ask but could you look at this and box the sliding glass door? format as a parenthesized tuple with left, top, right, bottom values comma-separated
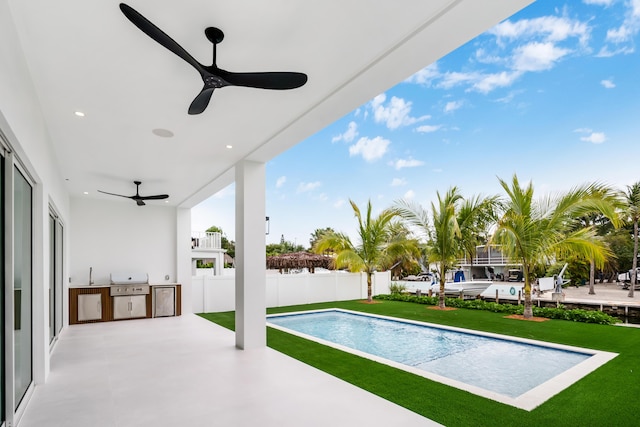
(13, 166, 32, 407)
(49, 210, 64, 343)
(0, 150, 5, 423)
(55, 220, 63, 336)
(49, 213, 55, 343)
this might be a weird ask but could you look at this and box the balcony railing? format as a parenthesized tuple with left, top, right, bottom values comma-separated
(456, 245, 519, 265)
(457, 254, 518, 265)
(192, 231, 222, 250)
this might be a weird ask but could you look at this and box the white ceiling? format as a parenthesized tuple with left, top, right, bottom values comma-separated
(6, 0, 532, 208)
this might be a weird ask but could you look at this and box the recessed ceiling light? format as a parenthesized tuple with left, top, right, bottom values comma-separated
(74, 111, 85, 117)
(83, 191, 89, 195)
(226, 145, 232, 149)
(152, 128, 174, 138)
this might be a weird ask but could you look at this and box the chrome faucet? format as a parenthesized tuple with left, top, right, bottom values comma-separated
(89, 267, 94, 285)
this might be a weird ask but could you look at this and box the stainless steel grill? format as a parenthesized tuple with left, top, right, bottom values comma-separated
(109, 284, 150, 296)
(110, 273, 150, 319)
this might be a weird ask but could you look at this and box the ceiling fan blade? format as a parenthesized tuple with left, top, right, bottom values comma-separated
(136, 199, 146, 206)
(98, 190, 132, 199)
(188, 87, 215, 115)
(139, 194, 169, 200)
(119, 3, 206, 74)
(219, 71, 307, 90)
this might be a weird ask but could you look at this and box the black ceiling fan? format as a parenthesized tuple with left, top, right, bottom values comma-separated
(98, 181, 169, 206)
(119, 3, 308, 115)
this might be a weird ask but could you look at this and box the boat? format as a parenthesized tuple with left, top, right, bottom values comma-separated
(427, 280, 494, 299)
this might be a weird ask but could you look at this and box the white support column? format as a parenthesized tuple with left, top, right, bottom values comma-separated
(176, 207, 192, 314)
(235, 160, 266, 349)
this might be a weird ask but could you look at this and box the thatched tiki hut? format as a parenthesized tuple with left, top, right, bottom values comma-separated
(266, 251, 334, 273)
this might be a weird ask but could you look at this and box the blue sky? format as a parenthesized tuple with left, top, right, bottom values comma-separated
(192, 0, 640, 247)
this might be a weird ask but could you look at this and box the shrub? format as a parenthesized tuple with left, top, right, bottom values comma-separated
(388, 282, 407, 295)
(372, 293, 620, 325)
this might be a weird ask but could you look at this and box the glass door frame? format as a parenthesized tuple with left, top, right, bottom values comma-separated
(48, 206, 64, 346)
(1, 140, 36, 426)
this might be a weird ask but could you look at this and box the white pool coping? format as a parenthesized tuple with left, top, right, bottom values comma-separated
(267, 308, 618, 411)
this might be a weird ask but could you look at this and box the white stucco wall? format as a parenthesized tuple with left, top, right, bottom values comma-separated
(70, 197, 178, 286)
(0, 0, 71, 391)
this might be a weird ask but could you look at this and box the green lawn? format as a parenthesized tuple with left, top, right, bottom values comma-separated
(199, 300, 640, 427)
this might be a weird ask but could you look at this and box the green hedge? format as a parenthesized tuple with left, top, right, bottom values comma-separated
(373, 293, 620, 325)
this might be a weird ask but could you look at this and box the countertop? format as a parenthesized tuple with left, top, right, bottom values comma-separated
(69, 283, 181, 289)
(69, 284, 110, 289)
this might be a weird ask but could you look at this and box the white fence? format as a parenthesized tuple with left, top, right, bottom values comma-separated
(191, 271, 391, 313)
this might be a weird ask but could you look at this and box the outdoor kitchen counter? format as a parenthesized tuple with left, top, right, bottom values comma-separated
(69, 284, 181, 325)
(69, 284, 110, 288)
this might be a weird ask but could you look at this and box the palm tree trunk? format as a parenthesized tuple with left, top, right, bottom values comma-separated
(630, 221, 638, 298)
(589, 258, 596, 295)
(367, 272, 373, 302)
(523, 267, 533, 318)
(438, 263, 446, 309)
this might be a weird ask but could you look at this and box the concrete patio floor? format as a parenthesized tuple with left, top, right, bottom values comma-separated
(19, 314, 440, 427)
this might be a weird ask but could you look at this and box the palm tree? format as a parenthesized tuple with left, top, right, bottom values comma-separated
(492, 175, 617, 318)
(378, 221, 423, 279)
(314, 200, 414, 302)
(574, 208, 622, 295)
(457, 194, 500, 266)
(395, 187, 496, 309)
(622, 182, 640, 298)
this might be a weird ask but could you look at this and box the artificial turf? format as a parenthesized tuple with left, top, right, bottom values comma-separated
(198, 300, 640, 427)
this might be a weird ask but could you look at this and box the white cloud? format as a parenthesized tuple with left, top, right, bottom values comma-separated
(415, 124, 442, 133)
(473, 71, 522, 93)
(606, 24, 635, 43)
(574, 127, 593, 133)
(511, 42, 570, 72)
(475, 48, 504, 64)
(407, 15, 592, 95)
(405, 63, 440, 86)
(444, 100, 463, 113)
(297, 181, 322, 193)
(489, 16, 590, 46)
(391, 178, 407, 187)
(583, 0, 614, 5)
(439, 71, 482, 89)
(595, 45, 635, 57)
(333, 199, 346, 209)
(403, 190, 415, 200)
(494, 90, 525, 104)
(349, 136, 390, 162)
(276, 176, 286, 188)
(316, 193, 329, 202)
(390, 158, 425, 170)
(601, 1, 640, 53)
(601, 79, 616, 88)
(369, 94, 430, 130)
(331, 121, 359, 143)
(580, 132, 607, 144)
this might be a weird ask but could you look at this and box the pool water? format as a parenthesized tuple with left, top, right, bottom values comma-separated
(267, 310, 598, 403)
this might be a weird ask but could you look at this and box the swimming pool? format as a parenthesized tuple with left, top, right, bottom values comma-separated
(267, 309, 617, 410)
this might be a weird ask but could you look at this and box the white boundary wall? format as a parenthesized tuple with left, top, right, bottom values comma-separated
(192, 271, 391, 313)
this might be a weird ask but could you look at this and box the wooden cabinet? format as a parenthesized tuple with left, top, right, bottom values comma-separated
(70, 284, 181, 325)
(69, 287, 112, 324)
